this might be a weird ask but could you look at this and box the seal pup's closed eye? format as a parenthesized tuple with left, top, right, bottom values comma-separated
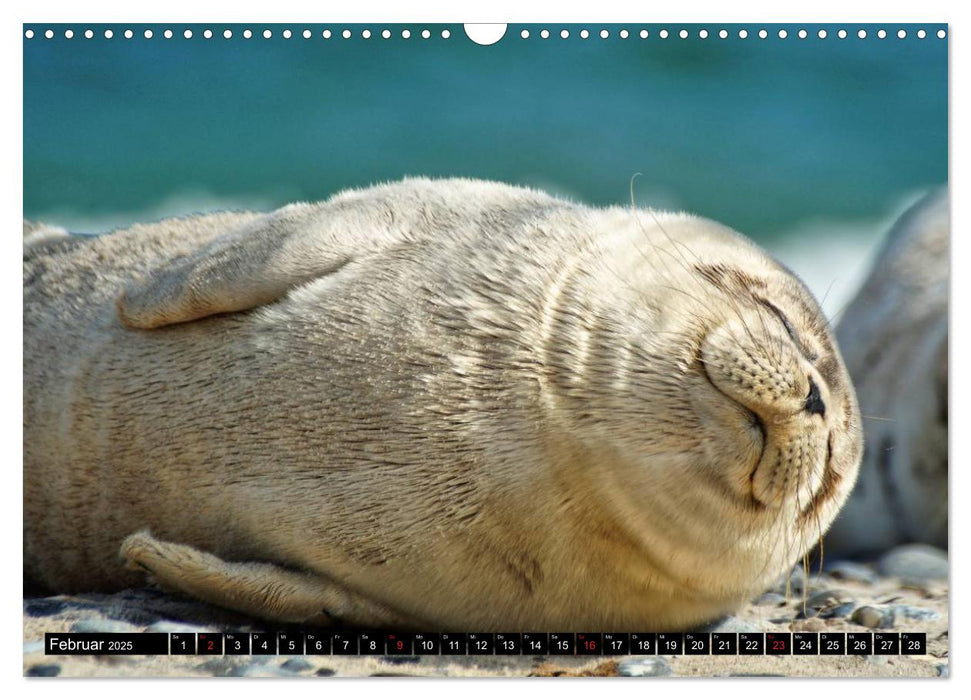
(24, 177, 862, 631)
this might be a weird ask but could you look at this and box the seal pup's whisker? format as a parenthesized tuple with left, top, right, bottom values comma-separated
(625, 179, 781, 369)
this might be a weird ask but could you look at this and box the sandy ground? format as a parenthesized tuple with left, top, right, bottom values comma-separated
(23, 552, 948, 679)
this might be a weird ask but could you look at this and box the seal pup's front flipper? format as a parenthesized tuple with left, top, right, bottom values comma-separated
(116, 201, 410, 329)
(120, 531, 422, 628)
(116, 177, 565, 329)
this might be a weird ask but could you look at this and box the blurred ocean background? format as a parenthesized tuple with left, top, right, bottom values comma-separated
(23, 23, 947, 319)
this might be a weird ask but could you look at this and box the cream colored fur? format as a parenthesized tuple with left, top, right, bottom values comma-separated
(24, 177, 862, 631)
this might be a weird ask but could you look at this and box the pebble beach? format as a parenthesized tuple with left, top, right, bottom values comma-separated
(23, 543, 948, 679)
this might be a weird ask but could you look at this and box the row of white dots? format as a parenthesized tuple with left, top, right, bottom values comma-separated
(521, 27, 945, 40)
(24, 27, 947, 41)
(24, 28, 454, 40)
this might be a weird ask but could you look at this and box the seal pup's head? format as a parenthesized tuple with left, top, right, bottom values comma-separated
(541, 208, 863, 619)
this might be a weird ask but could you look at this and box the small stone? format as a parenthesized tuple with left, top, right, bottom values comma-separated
(852, 605, 895, 629)
(794, 607, 820, 620)
(806, 589, 851, 609)
(70, 618, 140, 634)
(280, 657, 314, 673)
(820, 602, 857, 619)
(825, 560, 878, 585)
(316, 668, 336, 677)
(937, 664, 949, 678)
(865, 655, 889, 666)
(891, 604, 941, 622)
(26, 664, 61, 677)
(753, 592, 787, 607)
(24, 599, 67, 617)
(617, 657, 671, 677)
(196, 658, 243, 676)
(144, 621, 213, 635)
(233, 664, 292, 677)
(705, 616, 760, 634)
(23, 640, 45, 655)
(879, 544, 948, 581)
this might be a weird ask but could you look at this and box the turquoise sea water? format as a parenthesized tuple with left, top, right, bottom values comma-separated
(23, 23, 947, 313)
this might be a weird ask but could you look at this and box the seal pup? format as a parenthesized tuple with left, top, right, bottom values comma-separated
(825, 189, 948, 556)
(24, 177, 863, 631)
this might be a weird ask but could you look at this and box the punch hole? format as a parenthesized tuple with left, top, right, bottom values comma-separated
(818, 29, 827, 39)
(739, 29, 748, 39)
(938, 29, 946, 39)
(541, 29, 550, 39)
(401, 29, 411, 39)
(778, 29, 788, 39)
(124, 29, 133, 39)
(144, 29, 153, 39)
(581, 29, 590, 39)
(283, 29, 293, 39)
(897, 29, 906, 39)
(837, 29, 847, 39)
(917, 29, 926, 39)
(104, 29, 113, 39)
(204, 29, 213, 39)
(620, 29, 629, 39)
(699, 29, 708, 39)
(381, 29, 390, 39)
(184, 29, 192, 39)
(44, 29, 53, 39)
(422, 29, 430, 39)
(163, 29, 173, 39)
(24, 29, 34, 39)
(441, 29, 451, 39)
(263, 29, 272, 39)
(243, 29, 252, 39)
(224, 30, 232, 39)
(85, 29, 93, 39)
(798, 29, 807, 39)
(304, 29, 313, 39)
(342, 29, 351, 39)
(659, 29, 668, 39)
(858, 29, 866, 39)
(640, 29, 648, 39)
(362, 29, 371, 39)
(520, 30, 529, 39)
(679, 29, 688, 39)
(878, 29, 887, 39)
(463, 23, 508, 46)
(323, 29, 332, 39)
(561, 29, 569, 39)
(758, 29, 767, 39)
(64, 29, 74, 39)
(600, 29, 608, 39)
(719, 29, 728, 39)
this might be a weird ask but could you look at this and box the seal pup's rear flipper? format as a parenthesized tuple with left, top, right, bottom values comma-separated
(116, 199, 409, 329)
(120, 531, 422, 628)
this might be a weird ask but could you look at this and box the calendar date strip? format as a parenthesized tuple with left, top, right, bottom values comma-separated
(44, 631, 928, 656)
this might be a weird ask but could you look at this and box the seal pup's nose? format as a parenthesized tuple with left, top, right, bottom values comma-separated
(805, 379, 826, 417)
